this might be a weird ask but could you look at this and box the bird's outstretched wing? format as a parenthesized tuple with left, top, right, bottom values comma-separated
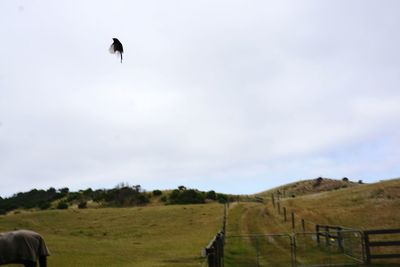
(109, 43, 116, 54)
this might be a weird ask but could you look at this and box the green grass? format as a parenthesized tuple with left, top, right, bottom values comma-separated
(0, 203, 224, 267)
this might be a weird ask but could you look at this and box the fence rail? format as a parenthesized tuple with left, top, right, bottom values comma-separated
(364, 228, 400, 264)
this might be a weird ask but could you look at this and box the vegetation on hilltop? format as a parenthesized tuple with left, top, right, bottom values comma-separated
(0, 184, 234, 214)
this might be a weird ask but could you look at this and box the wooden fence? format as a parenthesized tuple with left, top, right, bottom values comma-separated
(364, 228, 400, 264)
(204, 231, 225, 267)
(203, 204, 227, 267)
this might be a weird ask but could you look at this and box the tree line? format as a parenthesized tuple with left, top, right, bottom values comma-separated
(0, 184, 235, 214)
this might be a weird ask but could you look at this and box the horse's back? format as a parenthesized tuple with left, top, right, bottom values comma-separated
(0, 230, 50, 264)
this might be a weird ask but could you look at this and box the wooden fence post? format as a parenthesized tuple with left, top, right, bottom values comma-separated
(363, 232, 371, 264)
(206, 247, 216, 267)
(271, 193, 275, 208)
(277, 201, 281, 214)
(301, 219, 305, 233)
(283, 207, 287, 222)
(291, 212, 295, 230)
(336, 227, 344, 252)
(325, 225, 330, 247)
(316, 225, 320, 245)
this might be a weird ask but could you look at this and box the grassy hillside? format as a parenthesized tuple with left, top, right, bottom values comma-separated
(0, 203, 224, 267)
(279, 178, 400, 230)
(257, 177, 360, 198)
(224, 179, 400, 266)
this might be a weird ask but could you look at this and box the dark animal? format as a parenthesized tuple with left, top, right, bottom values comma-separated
(0, 230, 50, 267)
(109, 38, 124, 63)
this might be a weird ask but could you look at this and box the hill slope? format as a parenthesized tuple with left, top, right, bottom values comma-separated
(257, 177, 360, 198)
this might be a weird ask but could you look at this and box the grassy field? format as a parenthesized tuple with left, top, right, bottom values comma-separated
(0, 203, 224, 267)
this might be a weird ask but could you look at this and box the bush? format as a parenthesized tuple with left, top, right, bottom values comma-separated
(57, 201, 68, 209)
(38, 201, 51, 210)
(216, 193, 228, 203)
(206, 190, 217, 200)
(78, 201, 87, 209)
(160, 196, 167, 202)
(152, 190, 162, 196)
(0, 209, 6, 215)
(169, 188, 205, 204)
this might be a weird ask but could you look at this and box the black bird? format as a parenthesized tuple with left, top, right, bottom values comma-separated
(109, 38, 124, 63)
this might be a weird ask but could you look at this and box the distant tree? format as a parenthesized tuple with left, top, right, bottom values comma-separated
(178, 185, 187, 191)
(82, 188, 93, 197)
(47, 187, 56, 194)
(78, 201, 87, 209)
(206, 190, 217, 200)
(133, 185, 142, 192)
(66, 192, 81, 202)
(38, 201, 51, 210)
(216, 193, 228, 204)
(137, 194, 150, 204)
(92, 189, 107, 202)
(358, 180, 363, 184)
(57, 201, 68, 209)
(152, 190, 162, 196)
(169, 188, 205, 204)
(59, 187, 70, 195)
(342, 177, 349, 182)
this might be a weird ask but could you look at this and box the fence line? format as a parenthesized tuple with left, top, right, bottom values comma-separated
(202, 204, 227, 267)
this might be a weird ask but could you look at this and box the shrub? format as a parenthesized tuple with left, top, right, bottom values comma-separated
(38, 201, 51, 210)
(169, 188, 205, 204)
(216, 193, 228, 203)
(206, 190, 217, 200)
(152, 190, 162, 196)
(78, 201, 87, 209)
(57, 201, 68, 209)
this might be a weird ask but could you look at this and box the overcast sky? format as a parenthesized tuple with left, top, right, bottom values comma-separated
(1, 0, 400, 197)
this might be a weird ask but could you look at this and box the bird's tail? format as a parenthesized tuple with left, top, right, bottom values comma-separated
(120, 53, 123, 63)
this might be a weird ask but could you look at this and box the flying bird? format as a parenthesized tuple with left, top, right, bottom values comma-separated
(109, 38, 124, 63)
